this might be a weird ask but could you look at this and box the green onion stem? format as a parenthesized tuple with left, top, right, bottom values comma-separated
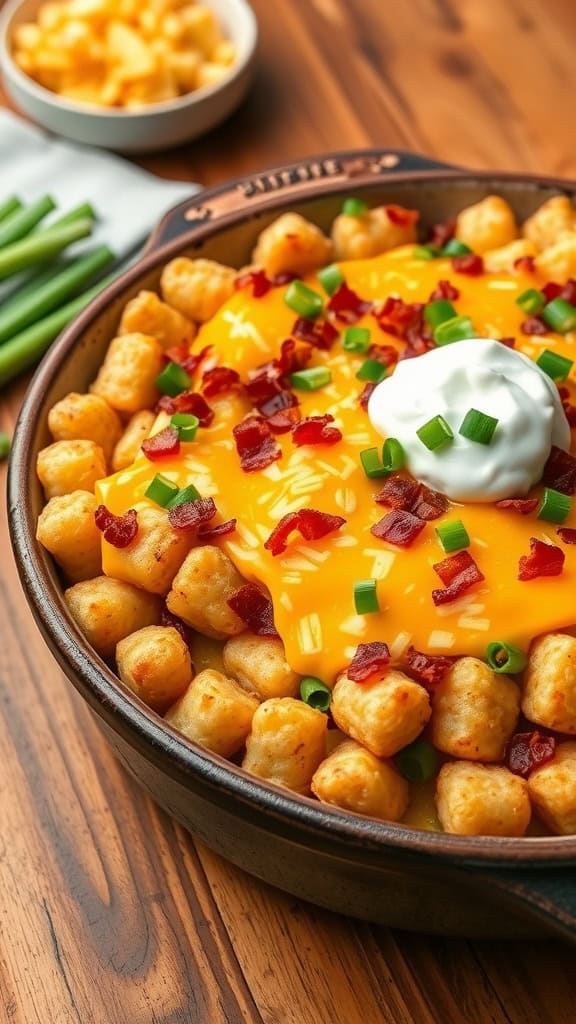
(0, 196, 56, 248)
(0, 218, 94, 282)
(47, 202, 96, 229)
(0, 197, 22, 224)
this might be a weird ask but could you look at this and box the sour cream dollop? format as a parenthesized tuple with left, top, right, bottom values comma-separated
(368, 338, 570, 502)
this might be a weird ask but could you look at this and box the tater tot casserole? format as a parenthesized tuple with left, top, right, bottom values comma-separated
(33, 188, 576, 841)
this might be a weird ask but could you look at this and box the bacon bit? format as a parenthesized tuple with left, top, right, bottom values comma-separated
(94, 505, 138, 548)
(168, 497, 217, 532)
(266, 408, 301, 434)
(374, 474, 447, 521)
(514, 255, 536, 274)
(521, 316, 548, 336)
(160, 605, 195, 654)
(359, 381, 377, 410)
(498, 336, 516, 349)
(558, 386, 576, 428)
(347, 641, 391, 683)
(542, 446, 576, 495)
(560, 279, 576, 305)
(264, 508, 346, 556)
(228, 583, 279, 637)
(327, 282, 373, 324)
(371, 509, 426, 547)
(198, 518, 237, 540)
(233, 416, 282, 472)
(518, 537, 565, 581)
(271, 271, 297, 286)
(452, 253, 484, 276)
(259, 389, 299, 419)
(202, 365, 241, 397)
(428, 279, 460, 302)
(385, 204, 419, 227)
(292, 414, 342, 447)
(405, 646, 453, 687)
(172, 391, 214, 427)
(367, 343, 398, 367)
(164, 343, 211, 377)
(235, 269, 272, 297)
(495, 498, 539, 515)
(557, 527, 576, 544)
(376, 296, 422, 338)
(292, 317, 339, 351)
(432, 550, 485, 606)
(542, 281, 563, 303)
(413, 485, 449, 521)
(428, 219, 456, 249)
(506, 731, 556, 778)
(142, 426, 180, 461)
(244, 369, 283, 408)
(279, 336, 313, 373)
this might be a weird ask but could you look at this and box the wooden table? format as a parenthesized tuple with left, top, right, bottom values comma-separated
(2, 1, 576, 1020)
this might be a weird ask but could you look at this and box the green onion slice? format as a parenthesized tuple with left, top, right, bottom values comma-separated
(435, 519, 470, 553)
(145, 473, 179, 508)
(537, 487, 572, 524)
(516, 288, 545, 315)
(166, 483, 202, 509)
(486, 641, 528, 674)
(284, 280, 324, 319)
(300, 676, 332, 712)
(170, 412, 199, 442)
(413, 244, 439, 260)
(356, 358, 386, 383)
(542, 297, 576, 334)
(290, 366, 332, 390)
(360, 447, 389, 478)
(424, 299, 457, 328)
(342, 326, 371, 353)
(441, 239, 472, 257)
(416, 414, 454, 451)
(318, 263, 344, 296)
(434, 315, 476, 346)
(342, 197, 368, 217)
(459, 408, 499, 445)
(382, 437, 405, 472)
(536, 348, 574, 382)
(155, 361, 191, 397)
(395, 740, 439, 783)
(353, 578, 380, 614)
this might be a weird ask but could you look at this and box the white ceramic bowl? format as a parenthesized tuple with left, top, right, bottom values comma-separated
(0, 0, 257, 153)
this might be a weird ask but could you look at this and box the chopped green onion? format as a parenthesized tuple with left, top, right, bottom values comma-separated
(416, 414, 454, 451)
(516, 288, 545, 316)
(360, 447, 389, 478)
(537, 487, 572, 524)
(459, 408, 498, 445)
(356, 358, 386, 382)
(290, 366, 332, 390)
(342, 326, 371, 353)
(300, 676, 332, 712)
(435, 519, 470, 553)
(145, 473, 179, 507)
(354, 578, 380, 614)
(434, 315, 476, 346)
(536, 348, 574, 382)
(486, 641, 528, 674)
(0, 217, 94, 282)
(170, 412, 199, 442)
(395, 740, 439, 783)
(382, 437, 405, 472)
(441, 239, 472, 257)
(342, 197, 368, 217)
(413, 244, 439, 260)
(0, 195, 56, 248)
(0, 197, 22, 223)
(424, 299, 457, 328)
(318, 263, 344, 296)
(155, 361, 191, 397)
(284, 281, 323, 319)
(166, 483, 202, 508)
(542, 298, 576, 334)
(0, 431, 10, 461)
(49, 203, 96, 229)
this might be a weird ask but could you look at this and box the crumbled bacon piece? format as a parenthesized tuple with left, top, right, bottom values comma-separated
(560, 279, 576, 305)
(385, 204, 419, 227)
(428, 279, 459, 302)
(374, 474, 447, 521)
(432, 550, 485, 606)
(514, 255, 536, 274)
(506, 731, 556, 778)
(233, 416, 282, 472)
(292, 317, 338, 351)
(198, 518, 237, 540)
(235, 269, 272, 297)
(376, 296, 422, 338)
(498, 336, 516, 348)
(142, 426, 180, 461)
(521, 316, 548, 336)
(172, 391, 215, 426)
(359, 381, 377, 410)
(228, 583, 279, 637)
(327, 282, 373, 324)
(347, 641, 391, 683)
(412, 485, 449, 521)
(259, 388, 299, 419)
(542, 446, 576, 495)
(168, 497, 217, 532)
(271, 271, 297, 286)
(558, 386, 576, 428)
(518, 537, 565, 581)
(94, 505, 138, 548)
(202, 365, 241, 397)
(405, 646, 453, 687)
(452, 253, 484, 276)
(164, 343, 211, 377)
(557, 528, 576, 546)
(495, 498, 539, 515)
(266, 408, 301, 434)
(371, 509, 426, 547)
(367, 343, 398, 367)
(264, 508, 346, 556)
(428, 219, 456, 249)
(542, 281, 562, 303)
(291, 414, 342, 446)
(279, 336, 313, 373)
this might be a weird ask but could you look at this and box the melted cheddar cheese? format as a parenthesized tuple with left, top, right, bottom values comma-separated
(97, 246, 576, 682)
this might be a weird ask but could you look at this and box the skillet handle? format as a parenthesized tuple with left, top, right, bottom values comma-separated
(144, 149, 461, 254)
(486, 867, 576, 942)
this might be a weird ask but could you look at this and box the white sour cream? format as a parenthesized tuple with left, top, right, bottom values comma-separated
(367, 338, 570, 502)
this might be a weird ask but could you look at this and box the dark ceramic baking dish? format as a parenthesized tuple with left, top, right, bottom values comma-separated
(9, 149, 576, 942)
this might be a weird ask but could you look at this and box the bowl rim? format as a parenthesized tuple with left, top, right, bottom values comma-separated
(9, 150, 576, 868)
(0, 0, 258, 119)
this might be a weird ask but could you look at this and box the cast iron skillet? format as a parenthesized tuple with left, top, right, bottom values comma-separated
(8, 149, 576, 942)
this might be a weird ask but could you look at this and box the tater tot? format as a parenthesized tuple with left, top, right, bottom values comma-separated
(116, 625, 192, 711)
(528, 742, 576, 835)
(90, 333, 164, 414)
(160, 257, 236, 323)
(47, 392, 122, 464)
(311, 740, 409, 822)
(332, 205, 417, 261)
(522, 195, 576, 250)
(118, 290, 196, 349)
(482, 238, 537, 273)
(242, 697, 327, 794)
(252, 213, 332, 277)
(222, 633, 300, 700)
(36, 490, 102, 582)
(455, 195, 517, 254)
(111, 410, 155, 472)
(103, 505, 192, 595)
(535, 235, 576, 283)
(430, 657, 519, 762)
(436, 762, 531, 837)
(37, 439, 107, 498)
(166, 545, 245, 638)
(65, 576, 161, 658)
(331, 670, 431, 758)
(522, 633, 576, 734)
(165, 668, 258, 757)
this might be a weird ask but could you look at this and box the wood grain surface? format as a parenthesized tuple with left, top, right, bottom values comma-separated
(2, 0, 576, 1020)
